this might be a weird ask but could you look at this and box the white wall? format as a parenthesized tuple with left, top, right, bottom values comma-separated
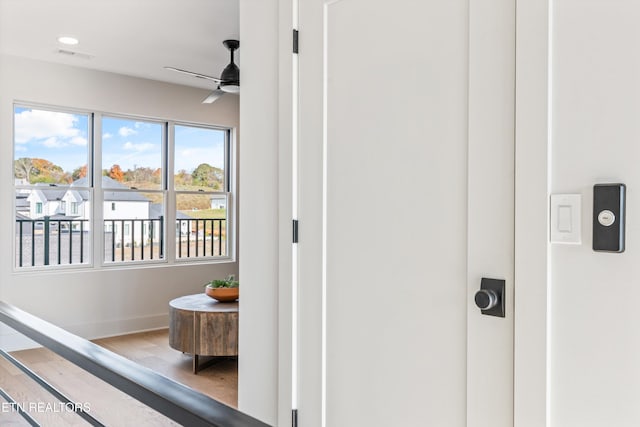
(237, 0, 280, 425)
(0, 55, 239, 346)
(550, 2, 640, 425)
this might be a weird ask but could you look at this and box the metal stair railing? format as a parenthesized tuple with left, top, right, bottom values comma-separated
(0, 301, 270, 427)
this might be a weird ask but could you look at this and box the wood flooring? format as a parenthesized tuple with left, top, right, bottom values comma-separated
(0, 329, 237, 426)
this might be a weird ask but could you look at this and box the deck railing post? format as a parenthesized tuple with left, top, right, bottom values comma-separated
(44, 216, 50, 266)
(159, 216, 164, 259)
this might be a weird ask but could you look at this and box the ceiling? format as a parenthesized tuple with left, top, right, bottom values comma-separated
(0, 0, 239, 90)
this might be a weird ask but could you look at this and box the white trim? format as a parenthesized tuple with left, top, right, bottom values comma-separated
(514, 0, 551, 425)
(297, 0, 325, 424)
(278, 0, 295, 424)
(0, 316, 170, 352)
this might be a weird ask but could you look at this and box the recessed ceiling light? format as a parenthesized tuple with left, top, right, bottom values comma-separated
(57, 36, 79, 45)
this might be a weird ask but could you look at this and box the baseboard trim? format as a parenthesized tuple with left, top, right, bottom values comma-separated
(0, 313, 169, 352)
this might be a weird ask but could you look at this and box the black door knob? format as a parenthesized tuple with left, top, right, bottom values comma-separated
(474, 289, 499, 311)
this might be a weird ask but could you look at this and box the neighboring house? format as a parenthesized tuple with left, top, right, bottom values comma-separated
(25, 186, 67, 218)
(18, 176, 158, 247)
(15, 193, 30, 218)
(210, 195, 226, 210)
(16, 176, 204, 247)
(79, 176, 152, 246)
(150, 203, 191, 237)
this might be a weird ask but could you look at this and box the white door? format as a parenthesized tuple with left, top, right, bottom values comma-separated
(296, 0, 515, 426)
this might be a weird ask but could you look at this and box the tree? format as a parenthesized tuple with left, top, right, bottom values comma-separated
(14, 158, 35, 183)
(192, 163, 223, 188)
(175, 169, 192, 186)
(72, 165, 88, 180)
(109, 164, 124, 182)
(16, 157, 69, 184)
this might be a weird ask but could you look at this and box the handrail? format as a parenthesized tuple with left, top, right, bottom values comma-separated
(0, 301, 271, 427)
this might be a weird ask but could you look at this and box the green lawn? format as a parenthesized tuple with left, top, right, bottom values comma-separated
(179, 208, 226, 219)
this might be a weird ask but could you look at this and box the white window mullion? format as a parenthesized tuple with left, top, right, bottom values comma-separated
(165, 122, 176, 263)
(93, 112, 104, 268)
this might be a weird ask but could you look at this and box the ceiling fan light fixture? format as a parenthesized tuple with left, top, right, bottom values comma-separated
(220, 83, 240, 94)
(58, 35, 79, 45)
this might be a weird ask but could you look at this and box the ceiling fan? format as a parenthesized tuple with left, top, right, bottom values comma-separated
(165, 39, 239, 104)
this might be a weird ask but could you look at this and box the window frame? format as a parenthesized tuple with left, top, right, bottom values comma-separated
(172, 122, 232, 262)
(12, 103, 235, 272)
(12, 103, 94, 271)
(99, 114, 168, 267)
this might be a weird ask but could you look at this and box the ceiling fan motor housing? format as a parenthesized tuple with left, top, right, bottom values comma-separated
(221, 62, 239, 85)
(220, 39, 240, 93)
(220, 40, 240, 93)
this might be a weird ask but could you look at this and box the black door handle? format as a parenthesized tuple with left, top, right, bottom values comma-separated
(475, 278, 505, 318)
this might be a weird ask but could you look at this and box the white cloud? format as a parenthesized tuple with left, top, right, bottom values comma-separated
(43, 137, 63, 148)
(175, 147, 224, 172)
(14, 109, 82, 144)
(123, 141, 155, 152)
(70, 136, 88, 146)
(103, 132, 113, 139)
(118, 127, 137, 137)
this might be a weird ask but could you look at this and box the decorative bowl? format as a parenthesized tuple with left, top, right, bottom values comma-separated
(205, 286, 239, 302)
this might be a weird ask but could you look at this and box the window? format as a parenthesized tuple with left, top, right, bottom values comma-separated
(13, 106, 91, 268)
(13, 104, 233, 269)
(102, 116, 164, 263)
(174, 125, 229, 259)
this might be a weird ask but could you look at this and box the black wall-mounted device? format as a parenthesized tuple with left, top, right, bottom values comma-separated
(593, 183, 625, 253)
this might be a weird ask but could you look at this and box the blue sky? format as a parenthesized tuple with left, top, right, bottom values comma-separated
(14, 107, 226, 175)
(14, 107, 89, 172)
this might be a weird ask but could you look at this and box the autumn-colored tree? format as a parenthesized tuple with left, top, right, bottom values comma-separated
(174, 169, 193, 187)
(16, 157, 68, 184)
(72, 165, 88, 180)
(109, 164, 124, 182)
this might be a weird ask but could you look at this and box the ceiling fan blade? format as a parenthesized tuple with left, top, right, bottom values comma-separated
(202, 88, 225, 104)
(164, 66, 222, 83)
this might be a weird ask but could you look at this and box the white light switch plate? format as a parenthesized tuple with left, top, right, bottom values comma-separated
(550, 194, 582, 244)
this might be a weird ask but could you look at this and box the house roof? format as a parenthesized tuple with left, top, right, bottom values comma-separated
(73, 176, 151, 202)
(15, 197, 30, 209)
(30, 184, 67, 201)
(103, 191, 150, 202)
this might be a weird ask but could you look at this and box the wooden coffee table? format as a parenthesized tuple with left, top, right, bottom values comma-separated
(169, 293, 238, 374)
